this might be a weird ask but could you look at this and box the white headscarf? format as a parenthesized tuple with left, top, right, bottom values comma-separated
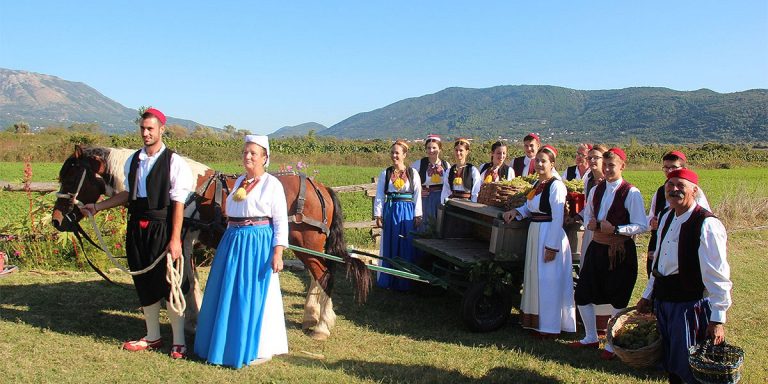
(244, 135, 270, 168)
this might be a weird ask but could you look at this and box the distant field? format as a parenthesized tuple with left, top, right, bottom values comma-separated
(2, 162, 765, 228)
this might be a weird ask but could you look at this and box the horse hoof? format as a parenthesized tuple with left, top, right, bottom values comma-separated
(302, 321, 318, 331)
(309, 331, 329, 341)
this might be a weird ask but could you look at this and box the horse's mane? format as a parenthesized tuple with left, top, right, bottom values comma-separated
(97, 147, 211, 194)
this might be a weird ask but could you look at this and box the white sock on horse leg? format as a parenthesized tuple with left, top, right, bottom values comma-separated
(143, 301, 162, 341)
(166, 300, 186, 346)
(578, 304, 598, 343)
(303, 277, 321, 329)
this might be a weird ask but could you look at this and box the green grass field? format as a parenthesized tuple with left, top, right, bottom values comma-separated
(1, 229, 765, 383)
(1, 161, 766, 382)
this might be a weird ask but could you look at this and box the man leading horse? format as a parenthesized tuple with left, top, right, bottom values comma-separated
(79, 108, 194, 359)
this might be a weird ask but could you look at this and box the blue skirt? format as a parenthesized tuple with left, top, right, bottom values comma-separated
(419, 189, 443, 232)
(378, 200, 416, 291)
(194, 224, 273, 369)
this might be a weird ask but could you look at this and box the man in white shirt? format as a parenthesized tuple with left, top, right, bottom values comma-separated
(637, 168, 731, 384)
(81, 108, 194, 359)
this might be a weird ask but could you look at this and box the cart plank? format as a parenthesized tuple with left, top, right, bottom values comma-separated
(412, 238, 491, 268)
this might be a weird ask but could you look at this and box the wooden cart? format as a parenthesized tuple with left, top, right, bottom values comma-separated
(412, 199, 583, 332)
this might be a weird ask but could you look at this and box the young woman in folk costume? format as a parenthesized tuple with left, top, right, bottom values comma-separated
(374, 140, 423, 291)
(440, 138, 482, 203)
(503, 145, 576, 337)
(410, 134, 450, 230)
(479, 141, 514, 184)
(194, 135, 288, 368)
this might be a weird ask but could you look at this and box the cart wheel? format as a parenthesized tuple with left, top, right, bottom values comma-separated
(461, 282, 513, 332)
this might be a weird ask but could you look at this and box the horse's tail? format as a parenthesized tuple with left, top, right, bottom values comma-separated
(325, 186, 371, 304)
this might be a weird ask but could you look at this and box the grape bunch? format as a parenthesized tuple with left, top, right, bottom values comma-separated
(562, 178, 585, 193)
(614, 317, 659, 350)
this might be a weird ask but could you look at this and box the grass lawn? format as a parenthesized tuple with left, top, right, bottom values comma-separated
(1, 229, 765, 383)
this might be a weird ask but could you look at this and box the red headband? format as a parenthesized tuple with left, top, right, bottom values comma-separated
(143, 108, 167, 125)
(607, 147, 627, 161)
(541, 144, 558, 157)
(667, 168, 698, 185)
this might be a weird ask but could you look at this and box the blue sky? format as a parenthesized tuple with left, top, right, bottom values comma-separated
(1, 1, 766, 134)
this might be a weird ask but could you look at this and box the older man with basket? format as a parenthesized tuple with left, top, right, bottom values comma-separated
(637, 168, 732, 384)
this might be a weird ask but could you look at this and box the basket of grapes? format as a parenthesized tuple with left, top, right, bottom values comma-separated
(478, 177, 532, 208)
(606, 307, 662, 368)
(562, 179, 585, 217)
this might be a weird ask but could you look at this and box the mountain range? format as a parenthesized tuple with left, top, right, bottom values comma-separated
(2, 68, 766, 143)
(321, 85, 768, 143)
(269, 122, 327, 137)
(0, 68, 207, 133)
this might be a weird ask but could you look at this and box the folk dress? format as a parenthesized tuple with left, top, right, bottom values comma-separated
(513, 178, 577, 334)
(479, 162, 514, 184)
(374, 167, 423, 291)
(411, 158, 449, 231)
(194, 173, 289, 369)
(440, 164, 482, 203)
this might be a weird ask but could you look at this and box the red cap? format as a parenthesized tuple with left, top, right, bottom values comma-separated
(667, 168, 698, 185)
(667, 150, 687, 162)
(525, 133, 540, 142)
(586, 143, 594, 150)
(607, 147, 627, 162)
(143, 108, 167, 125)
(541, 144, 558, 157)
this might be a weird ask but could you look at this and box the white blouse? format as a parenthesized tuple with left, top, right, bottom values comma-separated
(514, 179, 567, 251)
(410, 158, 450, 187)
(226, 173, 289, 248)
(440, 165, 482, 203)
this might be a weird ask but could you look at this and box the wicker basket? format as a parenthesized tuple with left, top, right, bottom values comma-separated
(606, 307, 662, 368)
(477, 182, 526, 208)
(689, 339, 744, 384)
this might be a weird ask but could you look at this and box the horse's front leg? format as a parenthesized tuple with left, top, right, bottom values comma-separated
(181, 228, 202, 334)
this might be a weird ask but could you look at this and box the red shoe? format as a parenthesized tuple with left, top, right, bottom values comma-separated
(599, 350, 616, 360)
(122, 337, 163, 351)
(567, 340, 600, 349)
(170, 344, 187, 359)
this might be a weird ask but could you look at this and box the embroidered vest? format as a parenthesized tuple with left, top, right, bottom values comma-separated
(479, 162, 511, 182)
(592, 179, 632, 226)
(384, 166, 416, 202)
(417, 157, 449, 185)
(447, 163, 475, 192)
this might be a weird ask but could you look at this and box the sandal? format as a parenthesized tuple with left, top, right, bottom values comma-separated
(170, 344, 187, 359)
(122, 337, 163, 351)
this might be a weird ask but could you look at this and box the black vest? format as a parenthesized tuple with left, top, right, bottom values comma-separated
(652, 205, 715, 302)
(128, 148, 173, 212)
(565, 165, 578, 181)
(647, 184, 668, 253)
(533, 178, 556, 216)
(479, 162, 511, 181)
(384, 166, 416, 202)
(447, 163, 475, 192)
(417, 157, 449, 185)
(511, 156, 530, 177)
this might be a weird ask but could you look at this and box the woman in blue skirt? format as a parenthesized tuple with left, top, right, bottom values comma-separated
(410, 134, 449, 232)
(375, 140, 423, 291)
(194, 135, 289, 368)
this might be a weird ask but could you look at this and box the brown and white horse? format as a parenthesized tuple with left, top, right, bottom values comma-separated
(51, 145, 370, 340)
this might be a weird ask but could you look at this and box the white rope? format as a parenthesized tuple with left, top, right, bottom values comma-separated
(79, 203, 186, 315)
(166, 252, 186, 316)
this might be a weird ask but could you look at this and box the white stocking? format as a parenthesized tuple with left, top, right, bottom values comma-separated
(578, 304, 598, 344)
(166, 300, 186, 346)
(142, 301, 162, 341)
